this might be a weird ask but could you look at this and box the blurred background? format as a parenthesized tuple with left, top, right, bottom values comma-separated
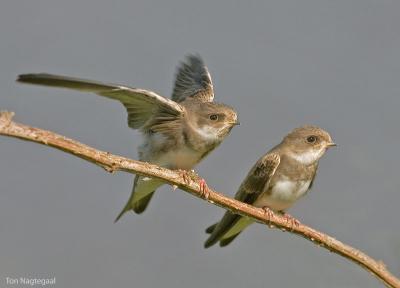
(1, 1, 400, 287)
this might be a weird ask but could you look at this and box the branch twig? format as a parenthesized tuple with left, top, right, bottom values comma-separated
(0, 110, 399, 288)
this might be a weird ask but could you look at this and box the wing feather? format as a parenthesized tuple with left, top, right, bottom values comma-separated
(17, 73, 184, 130)
(171, 55, 214, 102)
(204, 153, 280, 248)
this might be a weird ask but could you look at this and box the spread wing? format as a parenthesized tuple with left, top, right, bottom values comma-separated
(204, 153, 280, 248)
(171, 55, 214, 103)
(17, 73, 184, 131)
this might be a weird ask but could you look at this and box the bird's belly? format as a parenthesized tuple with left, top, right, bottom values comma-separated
(157, 147, 202, 170)
(254, 180, 311, 211)
(139, 133, 203, 170)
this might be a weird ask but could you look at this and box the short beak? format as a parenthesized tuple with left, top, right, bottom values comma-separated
(326, 142, 337, 148)
(231, 120, 240, 126)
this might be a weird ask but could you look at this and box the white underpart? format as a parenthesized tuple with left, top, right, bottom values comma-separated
(138, 133, 166, 161)
(254, 179, 311, 211)
(194, 126, 220, 141)
(138, 132, 203, 170)
(133, 132, 203, 203)
(289, 148, 325, 165)
(271, 180, 311, 201)
(157, 146, 203, 170)
(222, 177, 311, 239)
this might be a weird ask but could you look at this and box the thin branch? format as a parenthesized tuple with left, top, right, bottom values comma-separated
(0, 110, 399, 288)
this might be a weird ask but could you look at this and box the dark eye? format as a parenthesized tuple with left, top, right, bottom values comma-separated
(209, 114, 219, 121)
(307, 136, 317, 143)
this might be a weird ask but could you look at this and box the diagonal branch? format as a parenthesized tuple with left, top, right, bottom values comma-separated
(0, 110, 399, 288)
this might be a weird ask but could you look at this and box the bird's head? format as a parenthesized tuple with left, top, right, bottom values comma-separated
(282, 125, 336, 165)
(189, 102, 239, 142)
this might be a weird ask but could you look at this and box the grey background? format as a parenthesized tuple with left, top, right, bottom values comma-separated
(1, 1, 399, 287)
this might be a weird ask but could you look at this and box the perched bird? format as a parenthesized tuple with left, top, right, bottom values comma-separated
(17, 55, 239, 221)
(204, 125, 335, 248)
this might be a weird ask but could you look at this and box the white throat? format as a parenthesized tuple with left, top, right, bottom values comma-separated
(194, 126, 220, 141)
(289, 148, 324, 165)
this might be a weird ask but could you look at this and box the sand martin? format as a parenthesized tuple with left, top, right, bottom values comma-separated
(204, 125, 335, 248)
(17, 55, 239, 221)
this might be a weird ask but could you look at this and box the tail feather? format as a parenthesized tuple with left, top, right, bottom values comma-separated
(204, 216, 253, 248)
(114, 200, 132, 223)
(204, 236, 219, 249)
(115, 190, 155, 222)
(115, 176, 163, 222)
(204, 225, 224, 248)
(219, 233, 240, 247)
(114, 176, 139, 222)
(133, 192, 155, 214)
(205, 223, 218, 234)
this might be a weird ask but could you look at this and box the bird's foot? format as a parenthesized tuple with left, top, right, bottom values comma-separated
(281, 212, 300, 230)
(199, 178, 210, 200)
(177, 169, 193, 185)
(177, 169, 209, 199)
(262, 206, 275, 225)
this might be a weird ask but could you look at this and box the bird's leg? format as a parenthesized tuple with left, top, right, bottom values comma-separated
(178, 169, 210, 199)
(177, 169, 192, 185)
(281, 212, 300, 230)
(262, 206, 275, 225)
(199, 178, 210, 200)
(173, 169, 193, 191)
(177, 169, 210, 199)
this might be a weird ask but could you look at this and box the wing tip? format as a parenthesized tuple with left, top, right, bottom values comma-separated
(114, 208, 129, 223)
(16, 73, 34, 83)
(204, 223, 219, 248)
(185, 53, 204, 66)
(204, 238, 215, 249)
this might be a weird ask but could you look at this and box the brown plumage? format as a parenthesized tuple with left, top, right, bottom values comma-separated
(16, 54, 239, 221)
(205, 125, 335, 248)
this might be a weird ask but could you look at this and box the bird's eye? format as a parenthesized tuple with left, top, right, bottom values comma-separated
(307, 136, 317, 143)
(209, 114, 219, 121)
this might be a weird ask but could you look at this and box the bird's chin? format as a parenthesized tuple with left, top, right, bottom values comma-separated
(215, 124, 237, 139)
(225, 125, 236, 134)
(289, 148, 325, 165)
(218, 129, 231, 138)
